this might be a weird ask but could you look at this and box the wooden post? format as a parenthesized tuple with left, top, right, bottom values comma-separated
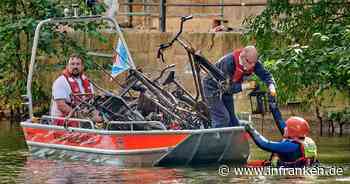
(159, 0, 166, 32)
(127, 0, 133, 27)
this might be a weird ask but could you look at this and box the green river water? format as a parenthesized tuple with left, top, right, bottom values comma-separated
(0, 120, 349, 184)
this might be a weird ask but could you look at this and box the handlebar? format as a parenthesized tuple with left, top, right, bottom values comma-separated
(153, 64, 176, 84)
(171, 15, 193, 46)
(156, 15, 193, 62)
(181, 15, 193, 22)
(157, 43, 170, 62)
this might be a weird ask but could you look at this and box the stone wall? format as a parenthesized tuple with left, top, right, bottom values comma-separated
(117, 0, 266, 32)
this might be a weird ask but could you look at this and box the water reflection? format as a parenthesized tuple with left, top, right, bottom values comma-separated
(15, 158, 350, 184)
(17, 158, 186, 184)
(0, 121, 27, 184)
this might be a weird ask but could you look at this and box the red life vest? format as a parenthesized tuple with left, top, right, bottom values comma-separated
(54, 69, 93, 128)
(232, 49, 254, 83)
(62, 69, 93, 106)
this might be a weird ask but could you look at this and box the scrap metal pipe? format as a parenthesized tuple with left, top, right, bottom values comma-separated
(119, 2, 350, 7)
(119, 2, 267, 7)
(166, 2, 266, 7)
(120, 2, 159, 6)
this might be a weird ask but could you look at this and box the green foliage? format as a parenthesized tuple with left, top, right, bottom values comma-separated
(330, 107, 350, 136)
(243, 0, 350, 107)
(328, 107, 350, 125)
(0, 0, 107, 113)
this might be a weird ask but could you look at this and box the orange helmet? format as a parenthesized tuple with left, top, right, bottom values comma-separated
(283, 116, 310, 138)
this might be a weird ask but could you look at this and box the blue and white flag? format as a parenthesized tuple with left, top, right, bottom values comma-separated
(111, 38, 130, 77)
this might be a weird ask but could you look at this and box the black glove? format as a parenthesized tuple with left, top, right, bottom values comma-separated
(244, 123, 254, 132)
(220, 80, 231, 94)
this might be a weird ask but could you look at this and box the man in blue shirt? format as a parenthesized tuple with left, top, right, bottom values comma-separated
(203, 46, 276, 127)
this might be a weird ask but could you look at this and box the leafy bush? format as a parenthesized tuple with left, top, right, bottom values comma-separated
(327, 107, 350, 136)
(244, 0, 350, 101)
(0, 0, 106, 116)
(243, 0, 350, 135)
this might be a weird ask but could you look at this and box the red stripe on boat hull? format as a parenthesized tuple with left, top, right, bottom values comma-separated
(22, 127, 189, 150)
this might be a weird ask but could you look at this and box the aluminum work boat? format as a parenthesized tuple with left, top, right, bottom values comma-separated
(20, 10, 250, 166)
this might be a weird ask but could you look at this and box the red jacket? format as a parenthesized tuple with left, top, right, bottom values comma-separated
(232, 49, 254, 83)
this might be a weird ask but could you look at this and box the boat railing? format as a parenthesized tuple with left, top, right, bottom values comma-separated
(40, 115, 95, 129)
(107, 121, 167, 131)
(40, 115, 167, 131)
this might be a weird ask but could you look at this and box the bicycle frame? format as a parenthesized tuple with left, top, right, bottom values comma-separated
(157, 16, 227, 122)
(118, 64, 210, 129)
(119, 68, 183, 123)
(157, 15, 227, 102)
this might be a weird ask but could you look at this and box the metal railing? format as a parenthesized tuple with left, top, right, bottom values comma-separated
(107, 121, 167, 131)
(118, 0, 267, 32)
(41, 115, 95, 129)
